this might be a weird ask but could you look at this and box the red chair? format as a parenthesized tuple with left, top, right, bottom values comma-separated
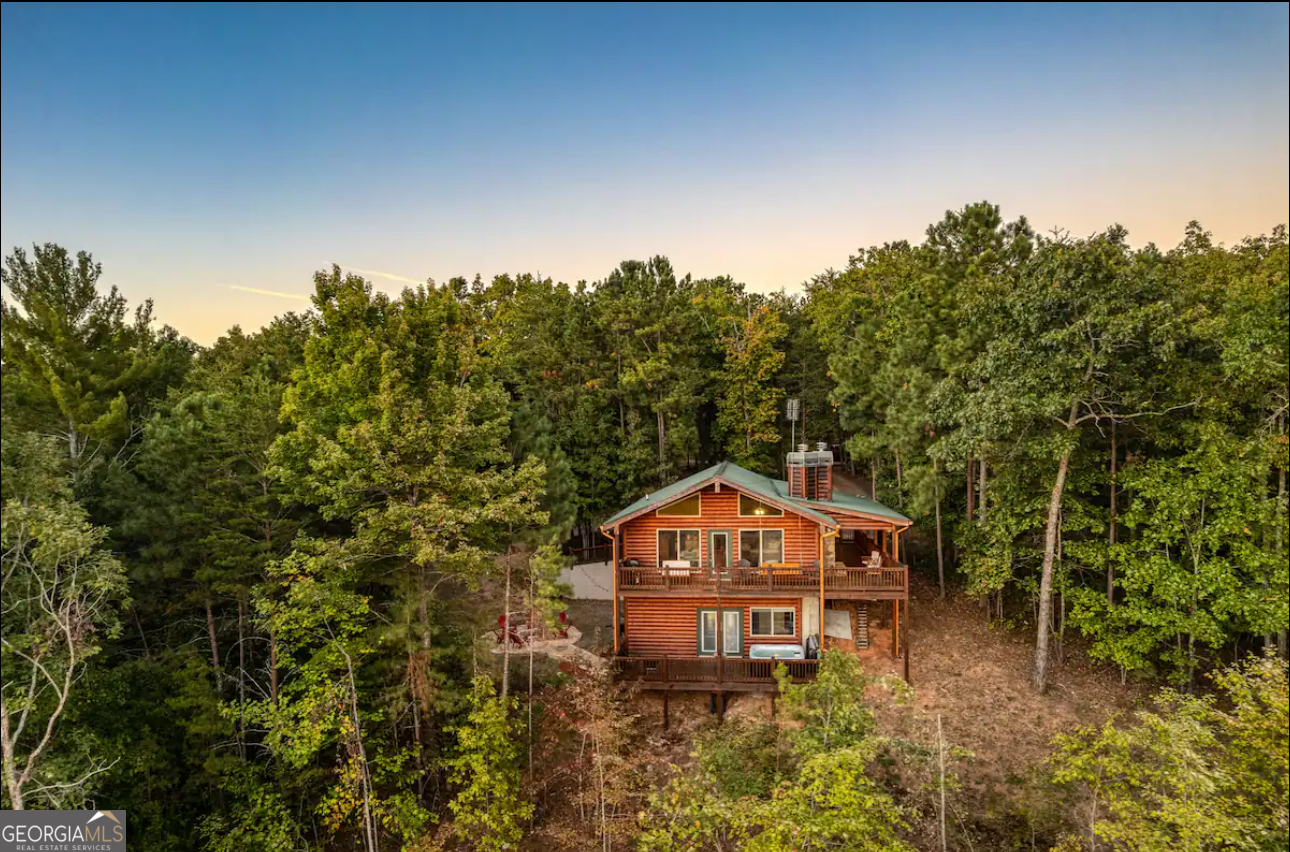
(495, 614, 524, 646)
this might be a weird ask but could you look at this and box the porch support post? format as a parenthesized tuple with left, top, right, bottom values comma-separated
(611, 528, 619, 656)
(891, 599, 899, 659)
(902, 598, 911, 684)
(819, 525, 826, 655)
(893, 527, 900, 563)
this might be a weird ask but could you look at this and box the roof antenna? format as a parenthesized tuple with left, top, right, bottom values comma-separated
(786, 398, 800, 476)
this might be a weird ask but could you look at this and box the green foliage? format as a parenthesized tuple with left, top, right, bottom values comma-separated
(775, 648, 876, 756)
(444, 676, 533, 852)
(693, 717, 786, 799)
(716, 304, 787, 472)
(0, 431, 130, 809)
(199, 766, 305, 852)
(745, 745, 914, 852)
(641, 650, 910, 851)
(1069, 424, 1286, 682)
(1048, 655, 1289, 852)
(1, 243, 192, 489)
(2, 213, 1286, 849)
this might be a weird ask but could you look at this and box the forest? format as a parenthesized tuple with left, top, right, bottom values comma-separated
(1, 201, 1286, 851)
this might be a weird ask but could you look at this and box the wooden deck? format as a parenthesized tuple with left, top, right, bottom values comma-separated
(616, 564, 908, 598)
(612, 655, 819, 691)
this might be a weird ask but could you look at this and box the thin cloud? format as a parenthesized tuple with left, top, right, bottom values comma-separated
(337, 265, 425, 285)
(229, 285, 310, 301)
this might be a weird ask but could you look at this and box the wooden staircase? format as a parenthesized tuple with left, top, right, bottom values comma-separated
(854, 603, 870, 649)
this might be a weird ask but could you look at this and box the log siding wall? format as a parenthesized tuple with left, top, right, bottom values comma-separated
(624, 596, 803, 657)
(620, 485, 822, 567)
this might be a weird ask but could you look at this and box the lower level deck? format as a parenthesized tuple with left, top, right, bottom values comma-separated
(612, 654, 818, 691)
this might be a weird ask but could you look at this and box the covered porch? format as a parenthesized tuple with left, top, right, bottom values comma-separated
(615, 560, 907, 598)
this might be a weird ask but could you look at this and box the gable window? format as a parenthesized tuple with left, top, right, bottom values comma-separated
(657, 493, 701, 517)
(738, 529, 784, 566)
(658, 529, 701, 565)
(739, 494, 783, 517)
(750, 607, 796, 637)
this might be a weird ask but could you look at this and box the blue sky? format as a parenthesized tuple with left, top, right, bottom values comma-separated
(2, 2, 1287, 343)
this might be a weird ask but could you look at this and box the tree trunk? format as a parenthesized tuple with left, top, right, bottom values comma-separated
(205, 595, 221, 673)
(937, 714, 947, 852)
(67, 418, 80, 471)
(656, 409, 666, 481)
(935, 494, 945, 600)
(896, 453, 903, 489)
(966, 458, 975, 521)
(502, 561, 512, 699)
(0, 700, 23, 810)
(870, 460, 877, 500)
(341, 647, 379, 852)
(1108, 423, 1118, 606)
(1034, 448, 1073, 693)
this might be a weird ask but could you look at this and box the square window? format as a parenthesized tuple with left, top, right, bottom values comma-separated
(750, 608, 795, 637)
(659, 529, 700, 564)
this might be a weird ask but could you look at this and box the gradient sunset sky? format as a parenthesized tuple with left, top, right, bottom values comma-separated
(2, 2, 1287, 344)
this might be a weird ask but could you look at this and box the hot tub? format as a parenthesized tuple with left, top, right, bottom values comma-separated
(748, 643, 805, 660)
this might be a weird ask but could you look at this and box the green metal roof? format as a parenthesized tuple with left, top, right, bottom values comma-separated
(794, 489, 912, 524)
(600, 460, 911, 529)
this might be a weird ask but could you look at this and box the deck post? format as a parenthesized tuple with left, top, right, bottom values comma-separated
(903, 599, 911, 684)
(611, 529, 619, 655)
(894, 527, 900, 563)
(891, 599, 900, 659)
(819, 526, 826, 656)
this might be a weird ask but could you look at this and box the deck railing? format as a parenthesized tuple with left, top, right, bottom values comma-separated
(613, 655, 819, 686)
(617, 564, 907, 595)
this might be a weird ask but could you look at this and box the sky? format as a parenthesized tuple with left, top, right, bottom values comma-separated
(2, 2, 1287, 344)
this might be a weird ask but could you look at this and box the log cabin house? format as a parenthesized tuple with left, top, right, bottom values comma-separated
(600, 448, 912, 703)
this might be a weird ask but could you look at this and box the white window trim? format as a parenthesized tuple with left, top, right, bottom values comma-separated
(738, 528, 785, 566)
(737, 493, 784, 518)
(698, 610, 717, 654)
(656, 491, 702, 517)
(749, 606, 797, 638)
(657, 528, 702, 565)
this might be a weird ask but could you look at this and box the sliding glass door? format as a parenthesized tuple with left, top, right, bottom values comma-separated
(697, 609, 742, 656)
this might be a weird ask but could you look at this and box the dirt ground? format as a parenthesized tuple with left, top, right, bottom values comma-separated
(880, 579, 1147, 793)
